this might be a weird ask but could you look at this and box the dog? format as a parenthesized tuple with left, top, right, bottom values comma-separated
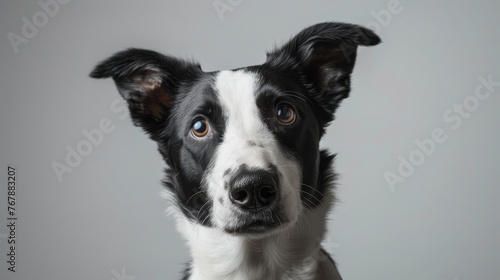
(90, 22, 380, 280)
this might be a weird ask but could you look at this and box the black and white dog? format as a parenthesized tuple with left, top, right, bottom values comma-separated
(91, 22, 380, 280)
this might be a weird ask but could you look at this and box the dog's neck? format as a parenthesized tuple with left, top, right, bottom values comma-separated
(167, 191, 339, 280)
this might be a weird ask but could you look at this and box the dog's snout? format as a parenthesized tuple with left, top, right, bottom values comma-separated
(229, 169, 278, 210)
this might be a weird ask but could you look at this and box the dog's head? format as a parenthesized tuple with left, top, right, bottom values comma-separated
(90, 22, 380, 236)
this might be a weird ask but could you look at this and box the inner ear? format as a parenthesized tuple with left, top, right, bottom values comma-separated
(132, 70, 163, 91)
(142, 86, 174, 120)
(129, 71, 174, 120)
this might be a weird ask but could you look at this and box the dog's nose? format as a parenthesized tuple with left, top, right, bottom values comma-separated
(229, 170, 278, 210)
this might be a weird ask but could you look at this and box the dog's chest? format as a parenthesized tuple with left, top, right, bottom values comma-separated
(188, 256, 319, 280)
(186, 232, 324, 280)
(187, 254, 340, 280)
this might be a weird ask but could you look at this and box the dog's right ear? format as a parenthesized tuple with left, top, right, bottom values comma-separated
(90, 48, 202, 139)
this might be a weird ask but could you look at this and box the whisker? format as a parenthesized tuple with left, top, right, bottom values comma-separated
(300, 183, 325, 198)
(300, 190, 322, 205)
(186, 190, 207, 205)
(200, 211, 211, 227)
(196, 201, 210, 221)
(301, 194, 322, 209)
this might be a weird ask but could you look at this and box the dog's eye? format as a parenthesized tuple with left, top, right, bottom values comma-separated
(276, 103, 296, 125)
(191, 119, 210, 138)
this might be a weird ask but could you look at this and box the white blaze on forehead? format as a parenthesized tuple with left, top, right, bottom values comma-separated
(214, 70, 266, 139)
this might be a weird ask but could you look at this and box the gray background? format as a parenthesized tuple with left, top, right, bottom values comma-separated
(1, 0, 499, 280)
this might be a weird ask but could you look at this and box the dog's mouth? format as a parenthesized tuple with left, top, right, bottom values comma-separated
(223, 212, 286, 235)
(225, 220, 278, 235)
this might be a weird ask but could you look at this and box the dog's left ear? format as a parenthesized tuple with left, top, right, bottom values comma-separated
(266, 22, 381, 124)
(90, 48, 202, 140)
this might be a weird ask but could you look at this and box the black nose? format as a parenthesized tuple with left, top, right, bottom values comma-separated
(229, 169, 278, 210)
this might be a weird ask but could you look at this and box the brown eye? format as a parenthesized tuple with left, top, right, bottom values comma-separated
(191, 119, 210, 138)
(276, 103, 296, 125)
